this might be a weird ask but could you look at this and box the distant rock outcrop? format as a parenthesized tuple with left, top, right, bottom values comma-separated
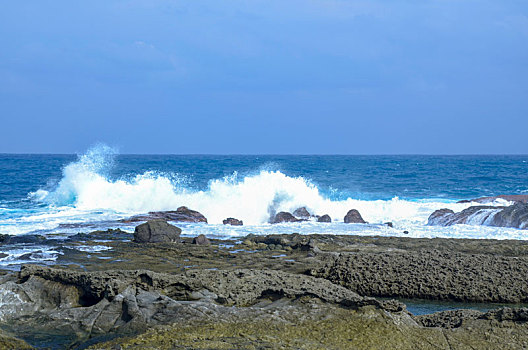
(271, 212, 301, 224)
(344, 209, 366, 224)
(223, 218, 243, 226)
(134, 220, 182, 243)
(458, 195, 528, 204)
(317, 214, 332, 223)
(428, 203, 528, 229)
(293, 207, 312, 219)
(124, 206, 208, 223)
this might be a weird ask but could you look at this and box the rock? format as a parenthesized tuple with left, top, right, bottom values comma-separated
(344, 209, 366, 224)
(133, 220, 181, 243)
(311, 248, 528, 303)
(417, 309, 483, 328)
(293, 207, 311, 219)
(492, 203, 528, 229)
(124, 206, 208, 223)
(459, 195, 528, 204)
(223, 218, 243, 226)
(192, 234, 210, 245)
(428, 203, 528, 229)
(403, 230, 409, 234)
(270, 212, 300, 224)
(427, 209, 455, 225)
(317, 214, 332, 223)
(385, 222, 394, 228)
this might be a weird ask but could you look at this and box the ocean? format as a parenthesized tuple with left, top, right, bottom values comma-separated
(1, 145, 528, 253)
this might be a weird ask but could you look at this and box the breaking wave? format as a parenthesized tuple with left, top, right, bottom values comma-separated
(30, 145, 475, 225)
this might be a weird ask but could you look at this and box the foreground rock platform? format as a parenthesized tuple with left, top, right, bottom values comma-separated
(2, 232, 528, 348)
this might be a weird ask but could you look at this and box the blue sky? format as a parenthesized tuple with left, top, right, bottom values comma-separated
(1, 0, 527, 154)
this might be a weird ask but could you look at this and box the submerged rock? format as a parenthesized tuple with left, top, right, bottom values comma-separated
(344, 209, 367, 224)
(192, 234, 211, 245)
(317, 214, 332, 223)
(223, 217, 243, 226)
(428, 203, 528, 229)
(133, 220, 181, 243)
(271, 212, 301, 224)
(293, 207, 311, 219)
(124, 206, 208, 223)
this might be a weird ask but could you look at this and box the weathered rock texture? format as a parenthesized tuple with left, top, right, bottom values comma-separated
(133, 220, 181, 243)
(312, 249, 528, 303)
(428, 202, 528, 229)
(124, 206, 208, 223)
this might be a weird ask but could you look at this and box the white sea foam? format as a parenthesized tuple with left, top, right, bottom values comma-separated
(0, 145, 524, 240)
(27, 145, 474, 227)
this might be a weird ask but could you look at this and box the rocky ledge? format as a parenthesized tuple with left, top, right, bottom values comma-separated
(2, 232, 528, 348)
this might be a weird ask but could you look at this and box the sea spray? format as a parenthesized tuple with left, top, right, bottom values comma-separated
(29, 145, 475, 226)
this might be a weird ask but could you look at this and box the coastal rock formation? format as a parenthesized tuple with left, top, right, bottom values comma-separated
(192, 234, 210, 245)
(124, 206, 208, 223)
(344, 209, 367, 223)
(293, 207, 311, 219)
(428, 202, 528, 229)
(271, 212, 301, 224)
(317, 214, 332, 223)
(312, 248, 528, 303)
(458, 194, 528, 204)
(0, 265, 407, 348)
(223, 217, 243, 226)
(133, 220, 181, 243)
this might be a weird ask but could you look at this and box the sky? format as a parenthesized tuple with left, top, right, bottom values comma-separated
(0, 0, 527, 154)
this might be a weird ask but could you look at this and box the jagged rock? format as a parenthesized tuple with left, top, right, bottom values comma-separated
(317, 214, 331, 223)
(223, 218, 243, 226)
(192, 234, 211, 245)
(271, 212, 300, 224)
(133, 220, 181, 243)
(428, 203, 528, 229)
(293, 207, 311, 219)
(344, 209, 366, 224)
(123, 206, 208, 223)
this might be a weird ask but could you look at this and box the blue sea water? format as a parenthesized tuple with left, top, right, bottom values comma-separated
(1, 145, 528, 245)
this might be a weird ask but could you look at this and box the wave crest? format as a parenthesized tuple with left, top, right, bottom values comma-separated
(33, 145, 472, 225)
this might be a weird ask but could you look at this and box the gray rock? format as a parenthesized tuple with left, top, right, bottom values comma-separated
(311, 249, 528, 303)
(271, 212, 300, 224)
(428, 203, 528, 229)
(317, 214, 331, 223)
(417, 309, 483, 328)
(293, 207, 311, 219)
(223, 218, 243, 226)
(133, 220, 181, 243)
(459, 195, 528, 204)
(192, 234, 210, 245)
(124, 206, 208, 223)
(344, 209, 366, 224)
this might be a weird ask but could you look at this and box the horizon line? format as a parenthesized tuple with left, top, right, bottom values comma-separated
(1, 152, 528, 157)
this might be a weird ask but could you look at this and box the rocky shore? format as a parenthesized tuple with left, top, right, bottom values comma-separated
(0, 223, 528, 349)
